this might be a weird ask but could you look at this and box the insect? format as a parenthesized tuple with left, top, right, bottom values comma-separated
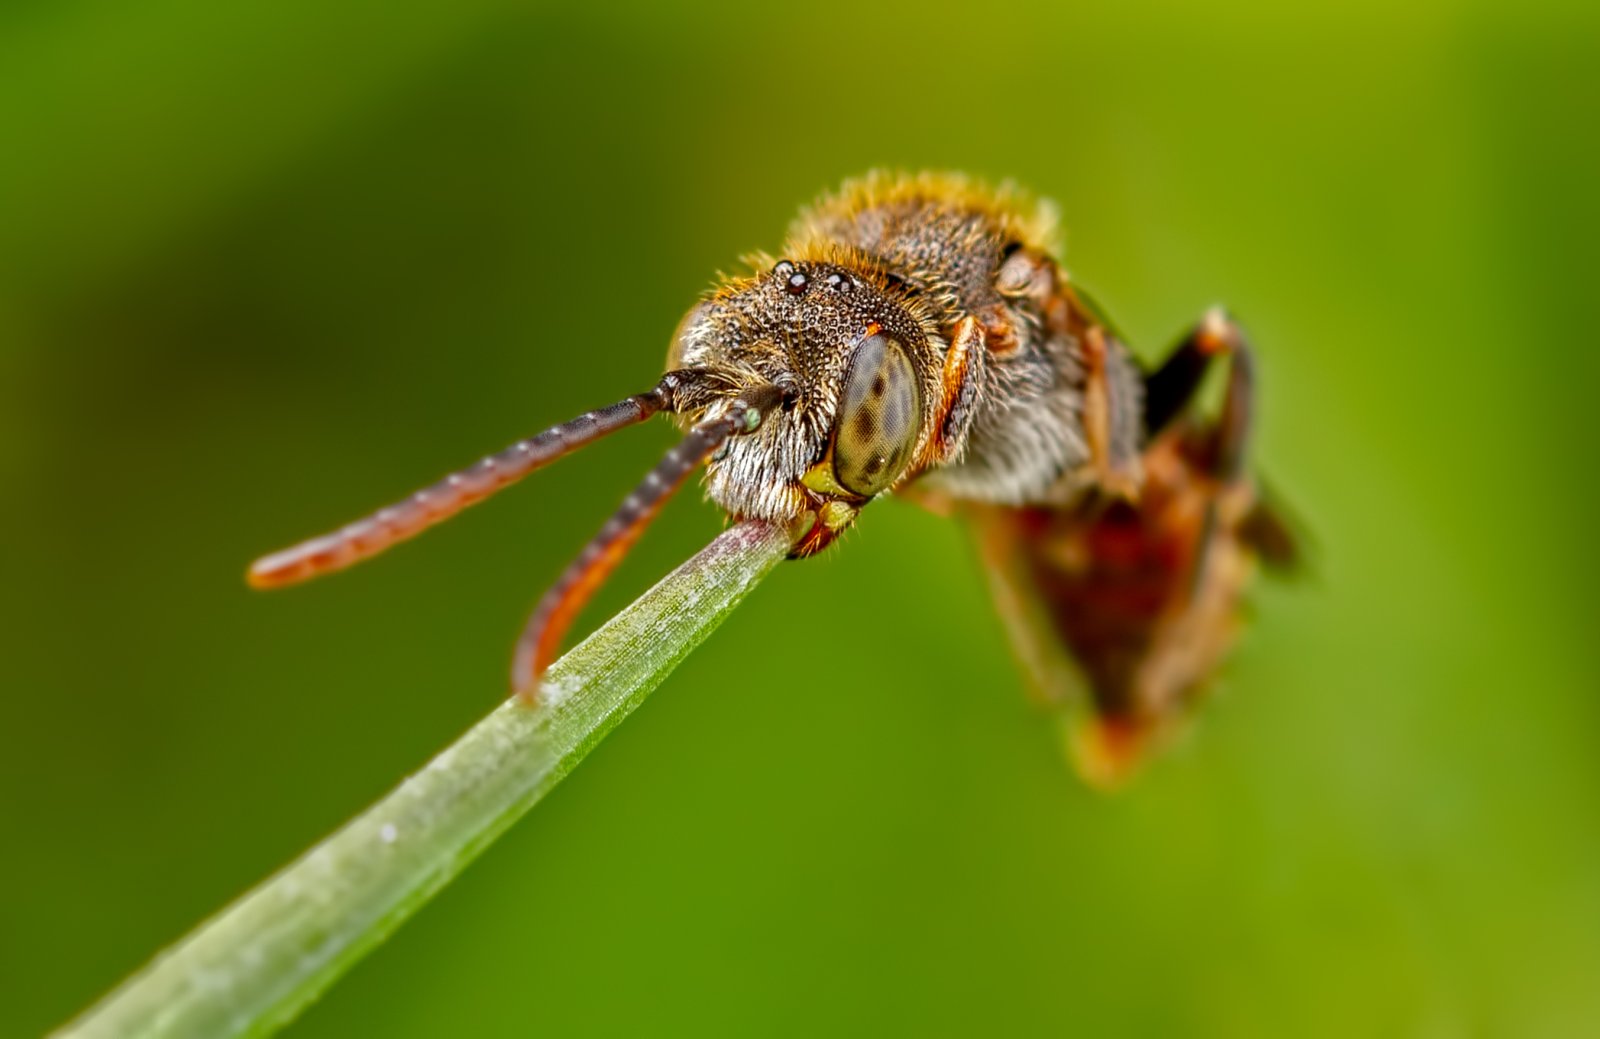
(250, 172, 1295, 784)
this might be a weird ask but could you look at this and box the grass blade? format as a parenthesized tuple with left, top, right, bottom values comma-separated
(54, 519, 791, 1039)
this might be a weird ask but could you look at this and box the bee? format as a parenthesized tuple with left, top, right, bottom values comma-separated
(249, 172, 1295, 784)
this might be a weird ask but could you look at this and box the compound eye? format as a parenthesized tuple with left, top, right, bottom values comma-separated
(833, 333, 921, 497)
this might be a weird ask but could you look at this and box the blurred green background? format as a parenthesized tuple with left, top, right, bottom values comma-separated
(4, 0, 1598, 1035)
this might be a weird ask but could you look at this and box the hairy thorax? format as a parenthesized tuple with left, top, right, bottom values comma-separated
(789, 172, 1144, 507)
(669, 173, 1146, 528)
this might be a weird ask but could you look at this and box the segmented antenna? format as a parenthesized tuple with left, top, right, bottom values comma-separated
(512, 386, 783, 700)
(247, 388, 672, 589)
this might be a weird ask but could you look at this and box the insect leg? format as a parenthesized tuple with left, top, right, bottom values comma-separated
(511, 384, 785, 701)
(1081, 324, 1145, 496)
(1211, 334, 1255, 481)
(926, 315, 988, 466)
(1203, 348, 1303, 571)
(1142, 306, 1248, 437)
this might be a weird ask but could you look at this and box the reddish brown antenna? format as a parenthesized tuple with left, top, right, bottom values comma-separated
(512, 385, 784, 700)
(249, 372, 785, 703)
(247, 385, 677, 589)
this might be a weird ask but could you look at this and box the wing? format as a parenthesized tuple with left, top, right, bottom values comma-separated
(964, 423, 1291, 787)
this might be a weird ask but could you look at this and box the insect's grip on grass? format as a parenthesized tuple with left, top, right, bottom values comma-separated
(54, 519, 792, 1039)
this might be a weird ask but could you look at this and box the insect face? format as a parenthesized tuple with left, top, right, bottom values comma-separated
(668, 257, 943, 553)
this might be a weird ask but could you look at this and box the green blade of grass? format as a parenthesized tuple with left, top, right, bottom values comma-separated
(54, 519, 792, 1039)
